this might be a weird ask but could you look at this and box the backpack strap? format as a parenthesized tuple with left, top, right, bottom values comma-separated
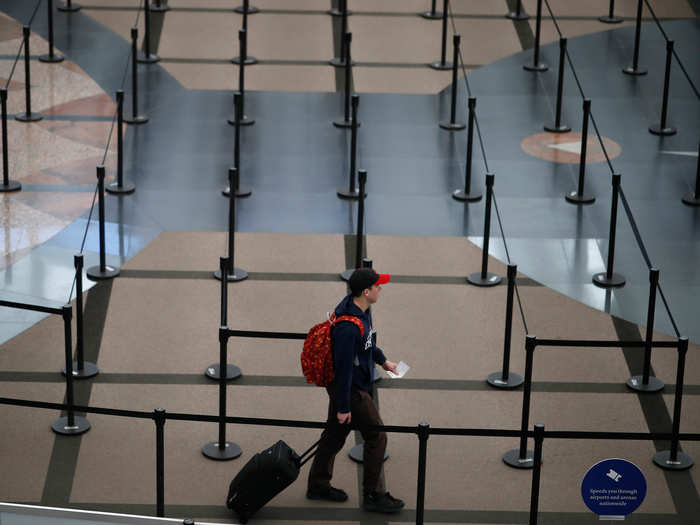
(332, 314, 365, 338)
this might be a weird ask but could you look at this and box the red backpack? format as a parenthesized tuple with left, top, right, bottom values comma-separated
(301, 313, 364, 387)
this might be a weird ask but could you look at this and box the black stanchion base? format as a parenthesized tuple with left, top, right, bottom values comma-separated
(503, 448, 535, 469)
(682, 192, 700, 207)
(232, 56, 258, 65)
(150, 3, 171, 12)
(328, 8, 351, 16)
(430, 61, 453, 71)
(106, 181, 136, 195)
(439, 120, 466, 131)
(227, 115, 255, 126)
(340, 268, 356, 281)
(592, 272, 626, 288)
(349, 444, 389, 463)
(202, 441, 243, 461)
(124, 114, 149, 125)
(421, 11, 442, 20)
(39, 53, 65, 63)
(86, 264, 120, 281)
(337, 187, 362, 200)
(235, 4, 259, 14)
(205, 363, 242, 381)
(653, 450, 694, 471)
(467, 272, 502, 287)
(62, 361, 99, 379)
(505, 11, 530, 20)
(222, 185, 252, 198)
(565, 191, 595, 204)
(137, 53, 160, 64)
(51, 415, 91, 436)
(523, 62, 548, 72)
(622, 66, 647, 76)
(0, 180, 22, 192)
(329, 57, 356, 68)
(332, 118, 360, 129)
(544, 123, 571, 133)
(626, 375, 664, 392)
(649, 124, 677, 136)
(487, 372, 524, 389)
(599, 15, 623, 24)
(452, 188, 482, 202)
(15, 112, 43, 122)
(213, 267, 249, 282)
(57, 2, 82, 12)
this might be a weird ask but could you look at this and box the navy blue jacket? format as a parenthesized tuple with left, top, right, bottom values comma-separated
(331, 294, 387, 413)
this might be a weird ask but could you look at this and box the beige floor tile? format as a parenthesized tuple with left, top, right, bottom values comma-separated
(0, 382, 66, 502)
(0, 311, 71, 372)
(353, 65, 456, 94)
(349, 15, 442, 64)
(71, 384, 356, 506)
(159, 11, 237, 60)
(450, 19, 523, 66)
(247, 14, 333, 61)
(123, 232, 346, 273)
(97, 278, 346, 373)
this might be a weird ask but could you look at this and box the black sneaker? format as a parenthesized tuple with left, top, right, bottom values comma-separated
(306, 486, 349, 502)
(363, 491, 405, 513)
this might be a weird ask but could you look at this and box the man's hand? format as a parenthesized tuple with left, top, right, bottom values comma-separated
(382, 360, 398, 374)
(337, 411, 351, 424)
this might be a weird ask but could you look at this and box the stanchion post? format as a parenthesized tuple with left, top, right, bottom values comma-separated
(593, 174, 625, 287)
(599, 0, 622, 23)
(125, 28, 149, 124)
(63, 254, 99, 378)
(422, 0, 442, 20)
(207, 257, 243, 380)
(623, 0, 647, 75)
(15, 27, 43, 122)
(649, 40, 676, 136)
(58, 0, 82, 12)
(523, 0, 547, 72)
(235, 0, 259, 15)
(203, 327, 243, 460)
(0, 88, 21, 192)
(544, 38, 571, 133)
(224, 94, 252, 198)
(453, 97, 482, 202)
(565, 99, 595, 204)
(439, 34, 466, 130)
(138, 0, 160, 63)
(150, 0, 171, 13)
(627, 268, 664, 392)
(488, 264, 524, 388)
(229, 29, 254, 126)
(39, 0, 65, 63)
(682, 141, 700, 206)
(653, 336, 694, 470)
(506, 0, 530, 20)
(467, 174, 501, 286)
(415, 422, 430, 525)
(503, 335, 536, 468)
(86, 166, 120, 281)
(154, 408, 165, 517)
(52, 305, 91, 435)
(529, 424, 545, 525)
(329, 0, 351, 17)
(214, 168, 248, 283)
(333, 33, 357, 129)
(330, 0, 353, 67)
(340, 169, 367, 280)
(232, 0, 258, 65)
(338, 95, 361, 199)
(107, 90, 136, 194)
(430, 0, 452, 70)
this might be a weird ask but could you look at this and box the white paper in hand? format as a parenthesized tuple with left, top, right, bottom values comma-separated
(386, 361, 410, 379)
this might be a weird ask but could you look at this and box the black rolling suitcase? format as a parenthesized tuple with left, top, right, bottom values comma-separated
(226, 439, 319, 523)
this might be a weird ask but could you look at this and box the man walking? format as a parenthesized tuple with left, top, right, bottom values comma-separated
(307, 268, 405, 513)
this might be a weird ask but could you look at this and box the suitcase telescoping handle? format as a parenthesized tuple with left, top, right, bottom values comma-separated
(298, 438, 322, 467)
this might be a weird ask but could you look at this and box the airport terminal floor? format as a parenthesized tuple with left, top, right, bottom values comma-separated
(1, 1, 699, 524)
